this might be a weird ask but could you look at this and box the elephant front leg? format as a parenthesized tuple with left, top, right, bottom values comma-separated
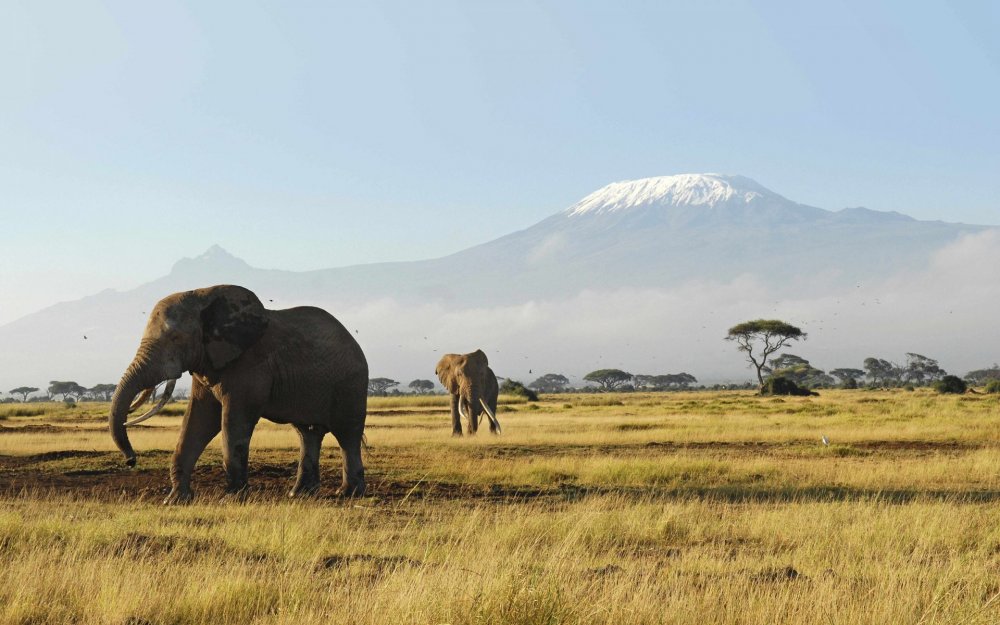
(450, 394, 463, 436)
(290, 424, 325, 497)
(465, 398, 479, 435)
(221, 404, 260, 495)
(166, 388, 221, 505)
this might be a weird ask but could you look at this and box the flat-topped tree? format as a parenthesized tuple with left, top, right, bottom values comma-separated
(529, 373, 570, 393)
(965, 365, 1000, 385)
(48, 381, 87, 401)
(863, 358, 902, 387)
(408, 379, 435, 394)
(9, 387, 39, 402)
(830, 368, 866, 387)
(88, 384, 117, 401)
(367, 378, 399, 396)
(726, 320, 806, 388)
(583, 369, 633, 392)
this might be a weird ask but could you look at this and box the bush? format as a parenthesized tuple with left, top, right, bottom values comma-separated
(842, 377, 859, 390)
(933, 375, 967, 394)
(761, 376, 817, 397)
(499, 379, 539, 402)
(985, 380, 1000, 394)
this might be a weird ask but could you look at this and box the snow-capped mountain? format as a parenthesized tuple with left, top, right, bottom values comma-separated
(565, 173, 805, 215)
(441, 173, 980, 299)
(0, 173, 994, 386)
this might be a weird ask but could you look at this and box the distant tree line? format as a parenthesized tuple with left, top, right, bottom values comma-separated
(515, 370, 700, 394)
(0, 382, 190, 403)
(7, 358, 1000, 403)
(740, 352, 999, 391)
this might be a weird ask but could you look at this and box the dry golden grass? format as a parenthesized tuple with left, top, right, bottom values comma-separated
(1, 390, 999, 624)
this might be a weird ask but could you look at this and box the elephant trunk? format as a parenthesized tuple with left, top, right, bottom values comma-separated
(109, 341, 165, 467)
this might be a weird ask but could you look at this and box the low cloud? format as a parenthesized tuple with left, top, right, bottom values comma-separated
(4, 233, 998, 390)
(343, 231, 1000, 385)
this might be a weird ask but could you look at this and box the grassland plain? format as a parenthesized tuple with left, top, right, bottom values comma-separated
(1, 390, 999, 624)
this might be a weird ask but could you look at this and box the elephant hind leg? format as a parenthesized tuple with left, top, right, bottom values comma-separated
(333, 430, 365, 497)
(330, 376, 367, 497)
(290, 424, 325, 497)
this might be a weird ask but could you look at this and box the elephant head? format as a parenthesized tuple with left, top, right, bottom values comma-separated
(109, 285, 269, 466)
(435, 349, 501, 435)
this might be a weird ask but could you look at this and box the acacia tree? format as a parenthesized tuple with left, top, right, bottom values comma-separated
(863, 358, 901, 387)
(768, 355, 833, 388)
(367, 378, 399, 396)
(528, 373, 570, 393)
(829, 368, 866, 387)
(9, 387, 39, 402)
(903, 353, 946, 386)
(48, 381, 87, 401)
(88, 384, 118, 401)
(583, 369, 633, 392)
(965, 365, 1000, 385)
(408, 379, 435, 394)
(726, 320, 806, 388)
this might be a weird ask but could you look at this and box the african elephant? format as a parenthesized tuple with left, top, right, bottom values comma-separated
(109, 284, 368, 503)
(435, 349, 501, 436)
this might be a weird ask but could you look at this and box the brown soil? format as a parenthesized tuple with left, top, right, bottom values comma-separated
(0, 449, 546, 504)
(0, 439, 988, 505)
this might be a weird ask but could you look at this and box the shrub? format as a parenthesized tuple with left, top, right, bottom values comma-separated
(985, 380, 1000, 394)
(842, 377, 859, 390)
(933, 375, 967, 394)
(761, 376, 817, 397)
(499, 379, 539, 402)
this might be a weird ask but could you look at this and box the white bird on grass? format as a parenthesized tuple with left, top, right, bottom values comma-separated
(821, 435, 829, 446)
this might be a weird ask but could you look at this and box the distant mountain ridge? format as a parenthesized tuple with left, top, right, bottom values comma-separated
(0, 173, 993, 385)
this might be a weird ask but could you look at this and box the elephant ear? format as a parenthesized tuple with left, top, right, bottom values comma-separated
(200, 286, 270, 370)
(466, 349, 490, 379)
(435, 355, 459, 393)
(469, 349, 489, 366)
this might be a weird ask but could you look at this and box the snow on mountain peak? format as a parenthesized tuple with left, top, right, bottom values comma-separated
(565, 173, 782, 216)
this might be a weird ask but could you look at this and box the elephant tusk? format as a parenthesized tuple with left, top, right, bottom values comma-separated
(127, 388, 155, 414)
(479, 398, 501, 434)
(124, 379, 177, 427)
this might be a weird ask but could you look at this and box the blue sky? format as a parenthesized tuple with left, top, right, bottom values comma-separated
(1, 1, 998, 323)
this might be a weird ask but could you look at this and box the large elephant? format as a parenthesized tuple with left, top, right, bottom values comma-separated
(435, 349, 501, 436)
(109, 284, 368, 503)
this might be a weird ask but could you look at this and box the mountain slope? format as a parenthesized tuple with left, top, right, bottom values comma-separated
(435, 174, 983, 298)
(0, 174, 992, 386)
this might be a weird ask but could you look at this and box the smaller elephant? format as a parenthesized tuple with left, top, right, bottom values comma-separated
(435, 349, 501, 436)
